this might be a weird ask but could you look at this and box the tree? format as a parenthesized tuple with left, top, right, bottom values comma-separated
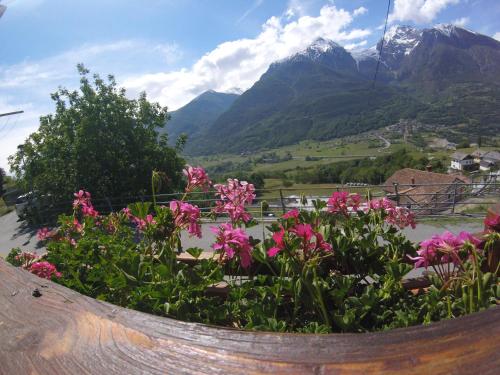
(9, 65, 185, 206)
(0, 168, 5, 197)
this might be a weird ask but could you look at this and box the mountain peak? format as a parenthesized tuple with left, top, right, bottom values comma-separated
(294, 38, 342, 60)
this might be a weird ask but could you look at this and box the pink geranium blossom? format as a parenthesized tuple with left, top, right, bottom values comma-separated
(268, 224, 332, 258)
(170, 200, 202, 238)
(282, 209, 300, 221)
(213, 179, 255, 223)
(327, 192, 361, 216)
(485, 213, 500, 232)
(81, 204, 99, 217)
(29, 261, 62, 279)
(15, 251, 39, 269)
(367, 197, 416, 229)
(183, 165, 211, 192)
(132, 214, 156, 231)
(211, 223, 253, 268)
(267, 227, 285, 257)
(73, 190, 91, 208)
(409, 231, 481, 269)
(37, 227, 54, 241)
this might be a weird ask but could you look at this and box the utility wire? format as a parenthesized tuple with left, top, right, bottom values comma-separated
(372, 0, 391, 88)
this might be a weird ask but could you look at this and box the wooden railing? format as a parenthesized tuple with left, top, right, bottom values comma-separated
(0, 258, 499, 374)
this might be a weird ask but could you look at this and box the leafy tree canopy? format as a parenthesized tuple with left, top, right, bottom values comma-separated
(9, 65, 185, 204)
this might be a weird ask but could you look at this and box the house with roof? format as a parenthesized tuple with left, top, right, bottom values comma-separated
(383, 168, 470, 214)
(450, 152, 477, 171)
(471, 150, 500, 171)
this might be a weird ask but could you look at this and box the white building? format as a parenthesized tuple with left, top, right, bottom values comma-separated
(450, 152, 476, 171)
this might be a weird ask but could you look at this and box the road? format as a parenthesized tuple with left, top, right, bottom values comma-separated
(0, 211, 44, 258)
(1, 210, 484, 278)
(377, 134, 391, 152)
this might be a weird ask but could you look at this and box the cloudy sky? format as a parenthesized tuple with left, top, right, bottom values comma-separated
(1, 0, 499, 171)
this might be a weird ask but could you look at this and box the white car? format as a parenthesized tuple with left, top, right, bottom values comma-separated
(15, 193, 34, 218)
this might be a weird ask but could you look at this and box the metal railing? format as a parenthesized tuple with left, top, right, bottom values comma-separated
(24, 177, 500, 225)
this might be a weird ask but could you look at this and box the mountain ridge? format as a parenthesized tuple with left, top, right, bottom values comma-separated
(177, 24, 500, 155)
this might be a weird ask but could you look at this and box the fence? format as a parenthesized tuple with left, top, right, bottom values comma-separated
(23, 177, 500, 225)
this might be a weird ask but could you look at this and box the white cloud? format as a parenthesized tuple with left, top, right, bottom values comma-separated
(123, 5, 371, 110)
(0, 39, 181, 171)
(389, 0, 459, 24)
(344, 40, 368, 50)
(353, 6, 368, 17)
(237, 0, 264, 24)
(493, 32, 500, 41)
(451, 17, 469, 27)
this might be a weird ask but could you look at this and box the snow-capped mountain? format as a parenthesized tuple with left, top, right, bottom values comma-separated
(273, 37, 357, 74)
(184, 24, 500, 156)
(377, 25, 422, 69)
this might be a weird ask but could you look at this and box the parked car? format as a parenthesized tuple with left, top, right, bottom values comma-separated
(15, 192, 34, 218)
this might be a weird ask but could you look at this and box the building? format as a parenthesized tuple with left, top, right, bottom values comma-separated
(450, 152, 477, 171)
(472, 150, 500, 171)
(383, 168, 470, 214)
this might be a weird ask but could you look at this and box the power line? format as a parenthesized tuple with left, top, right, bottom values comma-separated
(372, 0, 391, 88)
(0, 110, 24, 118)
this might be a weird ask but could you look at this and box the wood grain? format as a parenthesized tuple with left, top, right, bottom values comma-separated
(0, 258, 498, 375)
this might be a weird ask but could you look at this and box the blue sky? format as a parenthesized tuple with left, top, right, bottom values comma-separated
(0, 0, 499, 171)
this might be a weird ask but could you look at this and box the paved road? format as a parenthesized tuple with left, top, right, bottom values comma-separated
(0, 211, 44, 258)
(1, 209, 484, 270)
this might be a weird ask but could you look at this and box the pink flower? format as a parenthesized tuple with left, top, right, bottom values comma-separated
(183, 165, 211, 192)
(132, 214, 156, 231)
(37, 227, 54, 241)
(211, 223, 253, 268)
(327, 192, 361, 216)
(29, 261, 62, 279)
(121, 207, 133, 218)
(213, 179, 255, 223)
(368, 198, 416, 229)
(16, 251, 39, 269)
(485, 213, 500, 232)
(73, 190, 91, 209)
(267, 223, 332, 257)
(282, 209, 300, 220)
(169, 200, 202, 238)
(81, 204, 99, 217)
(409, 231, 480, 269)
(267, 227, 285, 257)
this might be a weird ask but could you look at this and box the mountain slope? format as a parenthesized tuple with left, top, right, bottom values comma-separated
(184, 25, 500, 155)
(161, 90, 238, 143)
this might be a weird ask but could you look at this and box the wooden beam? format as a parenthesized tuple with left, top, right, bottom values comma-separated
(0, 258, 499, 374)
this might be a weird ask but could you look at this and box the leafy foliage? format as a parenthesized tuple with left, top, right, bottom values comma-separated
(8, 65, 185, 210)
(293, 149, 447, 184)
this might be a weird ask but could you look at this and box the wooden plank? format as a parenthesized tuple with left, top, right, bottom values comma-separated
(0, 258, 498, 375)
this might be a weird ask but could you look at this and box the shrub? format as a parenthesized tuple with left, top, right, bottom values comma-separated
(6, 167, 499, 333)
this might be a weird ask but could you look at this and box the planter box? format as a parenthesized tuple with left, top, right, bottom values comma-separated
(0, 258, 498, 375)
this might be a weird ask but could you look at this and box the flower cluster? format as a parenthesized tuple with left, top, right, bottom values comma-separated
(268, 212, 332, 258)
(73, 190, 99, 217)
(29, 261, 62, 279)
(37, 227, 55, 241)
(368, 197, 416, 229)
(213, 179, 255, 223)
(170, 200, 202, 238)
(15, 251, 39, 269)
(184, 165, 212, 192)
(211, 223, 253, 268)
(327, 192, 361, 216)
(409, 231, 480, 269)
(132, 214, 156, 231)
(485, 213, 500, 232)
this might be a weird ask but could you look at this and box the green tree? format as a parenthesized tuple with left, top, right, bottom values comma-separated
(0, 168, 5, 197)
(8, 65, 185, 207)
